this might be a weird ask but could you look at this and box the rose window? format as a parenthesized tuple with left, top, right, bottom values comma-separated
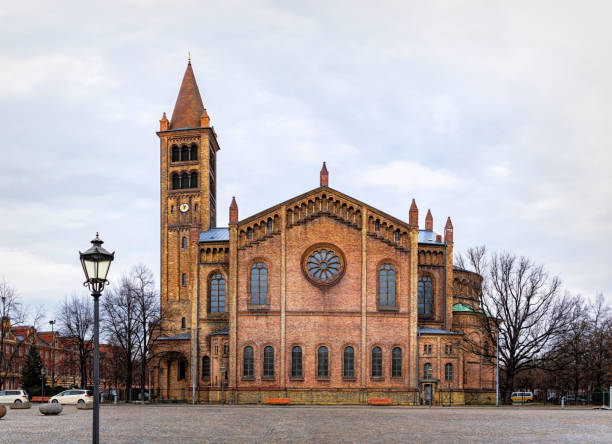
(302, 245, 345, 286)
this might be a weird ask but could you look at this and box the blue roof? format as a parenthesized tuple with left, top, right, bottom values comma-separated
(418, 230, 444, 245)
(210, 328, 229, 336)
(157, 332, 190, 341)
(199, 227, 229, 242)
(418, 326, 461, 335)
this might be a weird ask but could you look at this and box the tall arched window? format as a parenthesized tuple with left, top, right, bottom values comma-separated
(392, 347, 402, 377)
(378, 264, 396, 307)
(445, 363, 453, 382)
(263, 346, 274, 377)
(424, 363, 433, 379)
(181, 172, 190, 189)
(267, 219, 273, 233)
(250, 262, 268, 305)
(172, 173, 180, 190)
(202, 356, 210, 380)
(190, 144, 198, 160)
(182, 237, 187, 249)
(209, 273, 226, 313)
(317, 346, 328, 378)
(182, 273, 187, 287)
(190, 172, 198, 188)
(181, 317, 186, 329)
(243, 346, 254, 378)
(343, 346, 354, 378)
(180, 145, 189, 161)
(291, 346, 302, 378)
(418, 276, 433, 316)
(171, 146, 180, 162)
(247, 227, 252, 240)
(371, 346, 382, 377)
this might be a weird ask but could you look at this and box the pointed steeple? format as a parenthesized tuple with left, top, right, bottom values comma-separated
(444, 217, 454, 243)
(170, 61, 205, 130)
(229, 196, 238, 224)
(409, 199, 418, 226)
(425, 209, 433, 231)
(320, 162, 329, 187)
(159, 112, 169, 131)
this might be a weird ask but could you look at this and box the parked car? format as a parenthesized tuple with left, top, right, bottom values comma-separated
(566, 394, 587, 405)
(510, 391, 534, 403)
(0, 390, 29, 404)
(49, 389, 93, 405)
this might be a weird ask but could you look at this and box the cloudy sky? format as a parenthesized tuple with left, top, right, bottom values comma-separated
(1, 1, 610, 321)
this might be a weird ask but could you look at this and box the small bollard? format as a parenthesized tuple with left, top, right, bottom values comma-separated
(561, 396, 565, 409)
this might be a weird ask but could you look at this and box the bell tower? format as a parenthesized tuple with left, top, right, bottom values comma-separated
(157, 60, 220, 305)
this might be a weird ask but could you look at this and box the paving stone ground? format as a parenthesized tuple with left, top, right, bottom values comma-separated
(0, 404, 610, 443)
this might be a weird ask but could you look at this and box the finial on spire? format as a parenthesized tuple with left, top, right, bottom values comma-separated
(425, 209, 433, 231)
(320, 162, 329, 187)
(188, 51, 191, 63)
(160, 112, 169, 131)
(229, 196, 238, 224)
(409, 199, 418, 226)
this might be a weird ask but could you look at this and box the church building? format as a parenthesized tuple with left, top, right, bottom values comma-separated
(151, 61, 496, 405)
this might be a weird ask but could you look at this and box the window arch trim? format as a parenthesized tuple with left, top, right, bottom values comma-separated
(371, 345, 383, 379)
(391, 346, 403, 378)
(290, 344, 304, 380)
(316, 344, 330, 380)
(342, 344, 357, 380)
(377, 259, 399, 311)
(262, 344, 275, 380)
(242, 344, 255, 380)
(208, 270, 227, 314)
(247, 258, 270, 309)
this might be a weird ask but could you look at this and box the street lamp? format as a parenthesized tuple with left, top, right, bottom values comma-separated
(220, 365, 225, 405)
(80, 233, 114, 444)
(49, 320, 55, 388)
(41, 367, 46, 401)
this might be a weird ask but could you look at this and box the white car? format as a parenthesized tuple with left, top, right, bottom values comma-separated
(50, 389, 93, 405)
(0, 389, 29, 404)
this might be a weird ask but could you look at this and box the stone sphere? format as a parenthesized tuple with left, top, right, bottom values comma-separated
(0, 404, 6, 419)
(39, 403, 63, 415)
(10, 401, 31, 409)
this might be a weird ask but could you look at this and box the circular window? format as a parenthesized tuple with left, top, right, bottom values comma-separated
(302, 244, 346, 286)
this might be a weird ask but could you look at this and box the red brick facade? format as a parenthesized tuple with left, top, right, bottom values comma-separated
(151, 62, 495, 405)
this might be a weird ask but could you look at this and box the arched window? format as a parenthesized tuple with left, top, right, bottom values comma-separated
(247, 227, 252, 240)
(181, 172, 190, 189)
(392, 347, 402, 377)
(190, 144, 198, 160)
(445, 363, 453, 382)
(182, 237, 187, 249)
(343, 346, 354, 378)
(317, 346, 328, 378)
(190, 172, 198, 188)
(170, 206, 174, 214)
(424, 363, 433, 379)
(202, 356, 210, 380)
(172, 173, 180, 190)
(209, 273, 226, 313)
(263, 346, 274, 377)
(291, 346, 302, 378)
(371, 346, 382, 377)
(178, 360, 186, 380)
(418, 276, 433, 316)
(378, 264, 396, 307)
(182, 273, 187, 287)
(394, 230, 400, 242)
(267, 219, 273, 233)
(181, 317, 186, 329)
(375, 220, 380, 232)
(243, 346, 254, 378)
(171, 145, 180, 162)
(250, 262, 268, 305)
(180, 145, 189, 161)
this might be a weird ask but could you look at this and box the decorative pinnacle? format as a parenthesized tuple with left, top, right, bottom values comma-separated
(188, 51, 191, 63)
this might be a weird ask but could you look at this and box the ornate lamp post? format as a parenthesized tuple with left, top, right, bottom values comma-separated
(79, 233, 114, 444)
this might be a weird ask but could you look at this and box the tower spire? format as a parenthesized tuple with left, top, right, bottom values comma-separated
(170, 62, 205, 130)
(425, 209, 433, 231)
(320, 162, 329, 187)
(409, 199, 418, 226)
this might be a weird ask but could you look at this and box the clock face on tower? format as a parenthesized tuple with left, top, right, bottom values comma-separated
(179, 203, 189, 213)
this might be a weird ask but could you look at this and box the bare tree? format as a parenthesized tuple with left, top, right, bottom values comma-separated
(129, 264, 160, 403)
(457, 247, 571, 402)
(583, 295, 611, 391)
(57, 293, 93, 388)
(0, 278, 25, 389)
(102, 275, 139, 401)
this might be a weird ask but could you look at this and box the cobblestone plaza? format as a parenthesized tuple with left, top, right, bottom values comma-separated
(1, 404, 611, 443)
